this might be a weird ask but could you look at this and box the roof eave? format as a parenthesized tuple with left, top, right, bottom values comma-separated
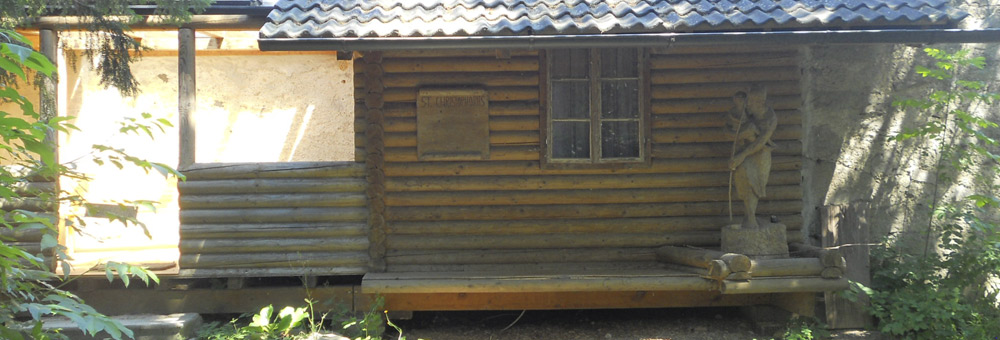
(258, 28, 1000, 52)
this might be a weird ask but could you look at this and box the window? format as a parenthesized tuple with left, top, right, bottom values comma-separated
(545, 48, 647, 164)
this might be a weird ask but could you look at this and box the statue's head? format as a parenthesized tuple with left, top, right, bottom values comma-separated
(732, 91, 747, 109)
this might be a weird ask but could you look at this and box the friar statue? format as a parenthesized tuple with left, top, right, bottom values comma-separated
(726, 85, 777, 229)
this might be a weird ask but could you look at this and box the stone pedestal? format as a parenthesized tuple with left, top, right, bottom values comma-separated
(721, 221, 789, 259)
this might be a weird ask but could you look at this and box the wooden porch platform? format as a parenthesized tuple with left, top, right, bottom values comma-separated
(363, 266, 715, 294)
(362, 264, 848, 295)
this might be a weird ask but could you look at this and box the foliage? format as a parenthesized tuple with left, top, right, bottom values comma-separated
(0, 0, 212, 96)
(848, 47, 1000, 339)
(197, 296, 414, 340)
(1, 27, 184, 339)
(778, 316, 829, 340)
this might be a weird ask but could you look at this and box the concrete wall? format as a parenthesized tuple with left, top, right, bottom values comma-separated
(800, 1, 1000, 247)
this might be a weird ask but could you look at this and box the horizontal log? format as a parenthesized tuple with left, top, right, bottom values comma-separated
(821, 267, 844, 279)
(653, 125, 801, 144)
(180, 237, 369, 254)
(661, 263, 722, 280)
(388, 231, 802, 250)
(721, 277, 849, 294)
(751, 258, 825, 277)
(179, 193, 367, 209)
(181, 222, 366, 239)
(179, 252, 369, 269)
(789, 242, 847, 269)
(386, 171, 798, 192)
(381, 130, 539, 148)
(381, 57, 538, 73)
(653, 141, 801, 158)
(386, 185, 801, 207)
(182, 162, 364, 180)
(489, 115, 539, 131)
(652, 67, 800, 84)
(0, 197, 53, 212)
(363, 272, 714, 294)
(10, 242, 43, 255)
(381, 49, 538, 58)
(384, 157, 802, 177)
(388, 215, 804, 235)
(380, 72, 537, 87)
(385, 145, 539, 163)
(386, 200, 802, 221)
(386, 261, 672, 272)
(651, 45, 797, 55)
(0, 166, 52, 181)
(655, 246, 752, 272)
(651, 81, 800, 100)
(178, 178, 365, 195)
(650, 52, 798, 70)
(180, 207, 368, 224)
(386, 248, 655, 265)
(653, 110, 801, 129)
(0, 224, 49, 242)
(384, 261, 667, 273)
(11, 181, 56, 196)
(176, 267, 369, 278)
(376, 87, 538, 103)
(370, 102, 538, 122)
(652, 95, 801, 114)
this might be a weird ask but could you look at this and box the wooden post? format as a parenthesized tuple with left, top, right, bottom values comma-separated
(363, 52, 387, 272)
(178, 28, 197, 169)
(39, 30, 58, 122)
(822, 203, 872, 329)
(39, 29, 61, 270)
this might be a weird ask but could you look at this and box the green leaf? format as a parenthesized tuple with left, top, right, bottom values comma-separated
(40, 233, 58, 251)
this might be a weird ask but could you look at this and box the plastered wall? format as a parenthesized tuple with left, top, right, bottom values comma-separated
(59, 46, 354, 267)
(800, 0, 1000, 248)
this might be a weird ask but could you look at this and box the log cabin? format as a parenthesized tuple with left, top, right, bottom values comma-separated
(8, 0, 1000, 326)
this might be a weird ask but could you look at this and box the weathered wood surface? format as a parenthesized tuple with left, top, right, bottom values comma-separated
(178, 162, 369, 277)
(74, 285, 357, 315)
(751, 258, 826, 277)
(363, 51, 388, 272)
(353, 47, 804, 272)
(363, 267, 714, 293)
(655, 246, 751, 273)
(178, 28, 197, 169)
(1, 173, 56, 260)
(721, 277, 849, 294)
(377, 291, 770, 311)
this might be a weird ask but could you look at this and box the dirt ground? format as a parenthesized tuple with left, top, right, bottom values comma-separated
(386, 308, 882, 340)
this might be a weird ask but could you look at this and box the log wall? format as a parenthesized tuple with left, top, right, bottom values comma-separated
(1, 174, 56, 261)
(177, 162, 370, 277)
(354, 46, 804, 272)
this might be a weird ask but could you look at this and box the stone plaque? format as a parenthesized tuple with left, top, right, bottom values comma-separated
(417, 89, 490, 160)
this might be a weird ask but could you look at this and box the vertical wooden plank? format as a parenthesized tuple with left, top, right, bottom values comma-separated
(822, 203, 872, 329)
(363, 52, 387, 272)
(178, 28, 197, 169)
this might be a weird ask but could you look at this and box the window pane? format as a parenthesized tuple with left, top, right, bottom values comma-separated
(552, 121, 590, 159)
(551, 81, 590, 119)
(601, 121, 639, 158)
(549, 49, 590, 79)
(600, 48, 638, 78)
(601, 80, 639, 119)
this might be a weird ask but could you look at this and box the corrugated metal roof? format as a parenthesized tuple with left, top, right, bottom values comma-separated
(260, 0, 966, 39)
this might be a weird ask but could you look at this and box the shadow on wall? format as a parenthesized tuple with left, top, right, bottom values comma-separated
(804, 42, 1000, 251)
(193, 55, 355, 163)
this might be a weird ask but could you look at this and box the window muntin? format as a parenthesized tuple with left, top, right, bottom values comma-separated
(547, 48, 644, 163)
